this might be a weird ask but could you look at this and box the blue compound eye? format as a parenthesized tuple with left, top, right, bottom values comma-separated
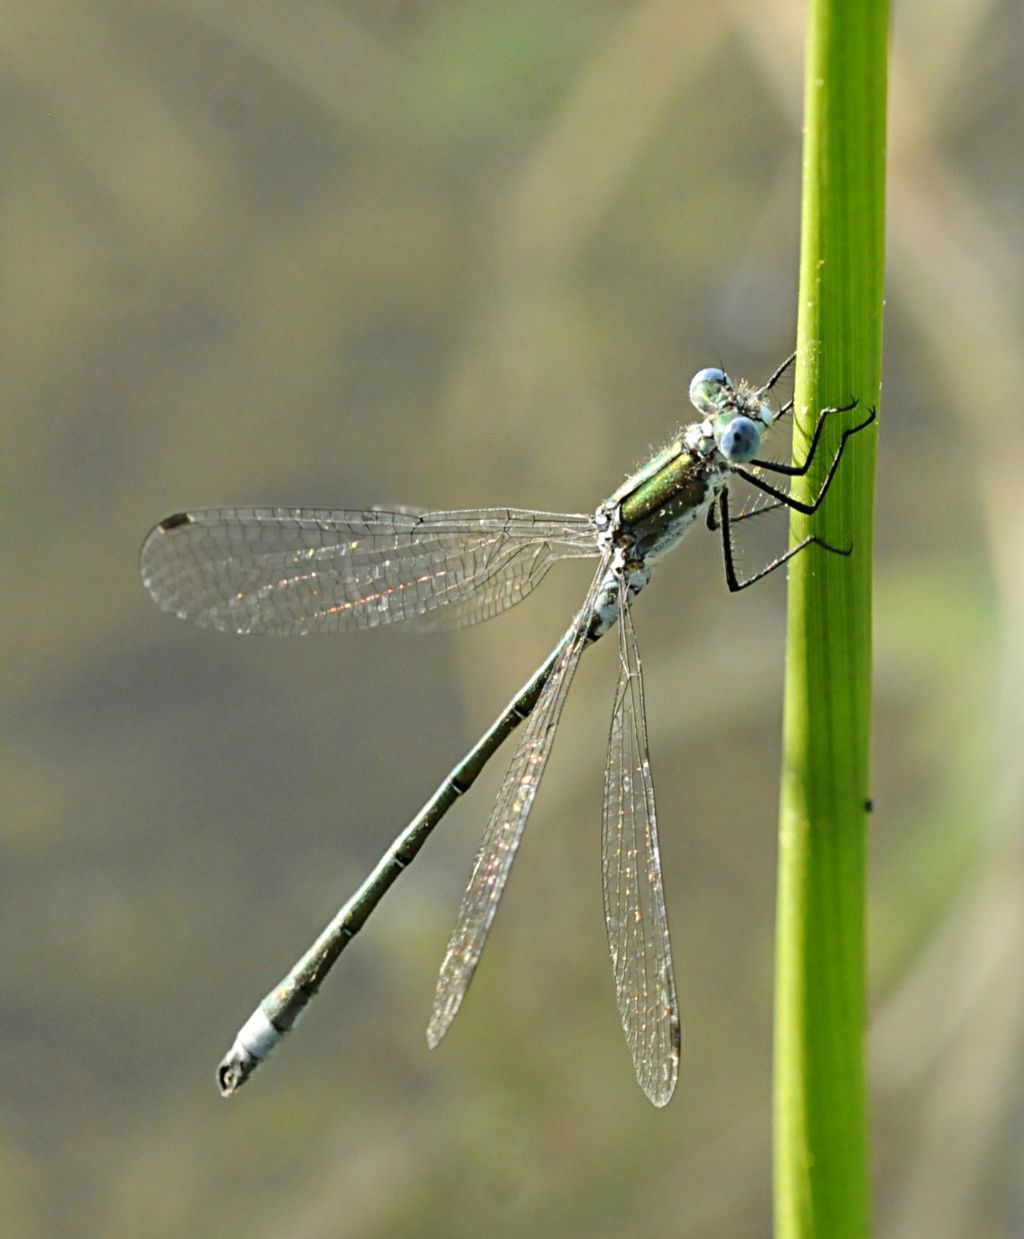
(717, 415, 761, 463)
(689, 368, 731, 415)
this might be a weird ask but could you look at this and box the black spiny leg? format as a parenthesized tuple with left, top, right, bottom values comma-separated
(717, 487, 851, 593)
(756, 352, 797, 396)
(737, 405, 876, 514)
(707, 496, 786, 532)
(752, 398, 859, 478)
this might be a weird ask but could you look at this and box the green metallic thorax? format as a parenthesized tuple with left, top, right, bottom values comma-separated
(607, 437, 725, 562)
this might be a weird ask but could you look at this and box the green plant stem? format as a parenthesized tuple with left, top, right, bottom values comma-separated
(773, 2, 888, 1236)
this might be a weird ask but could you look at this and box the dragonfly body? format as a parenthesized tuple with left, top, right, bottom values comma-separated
(141, 357, 874, 1105)
(612, 447, 722, 563)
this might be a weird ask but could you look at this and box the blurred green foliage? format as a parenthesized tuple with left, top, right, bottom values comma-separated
(3, 2, 1022, 1237)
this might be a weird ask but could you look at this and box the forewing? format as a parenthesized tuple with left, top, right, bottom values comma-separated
(602, 581, 679, 1106)
(140, 507, 596, 635)
(401, 541, 574, 632)
(426, 564, 608, 1047)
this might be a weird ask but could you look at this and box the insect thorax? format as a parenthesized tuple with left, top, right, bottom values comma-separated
(614, 450, 726, 563)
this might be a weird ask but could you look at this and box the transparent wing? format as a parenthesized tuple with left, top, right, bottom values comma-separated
(602, 577, 679, 1106)
(140, 506, 598, 635)
(426, 563, 609, 1047)
(400, 544, 575, 633)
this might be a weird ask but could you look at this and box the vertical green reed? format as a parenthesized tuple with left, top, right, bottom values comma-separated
(774, 2, 888, 1236)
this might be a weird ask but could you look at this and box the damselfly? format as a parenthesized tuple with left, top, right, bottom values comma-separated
(140, 356, 874, 1106)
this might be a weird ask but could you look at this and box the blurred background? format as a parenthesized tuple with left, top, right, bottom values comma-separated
(3, 1, 1023, 1236)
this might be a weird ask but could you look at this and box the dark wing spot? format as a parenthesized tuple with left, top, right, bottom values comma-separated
(159, 512, 194, 531)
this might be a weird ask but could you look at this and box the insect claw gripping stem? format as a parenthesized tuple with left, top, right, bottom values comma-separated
(738, 406, 876, 512)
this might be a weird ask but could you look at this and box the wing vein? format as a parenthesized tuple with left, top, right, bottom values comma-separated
(602, 574, 679, 1106)
(140, 506, 598, 634)
(426, 562, 610, 1046)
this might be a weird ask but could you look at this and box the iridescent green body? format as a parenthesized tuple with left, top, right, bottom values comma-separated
(204, 440, 717, 1094)
(611, 442, 724, 562)
(139, 353, 877, 1106)
(229, 642, 564, 1080)
(209, 429, 730, 1094)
